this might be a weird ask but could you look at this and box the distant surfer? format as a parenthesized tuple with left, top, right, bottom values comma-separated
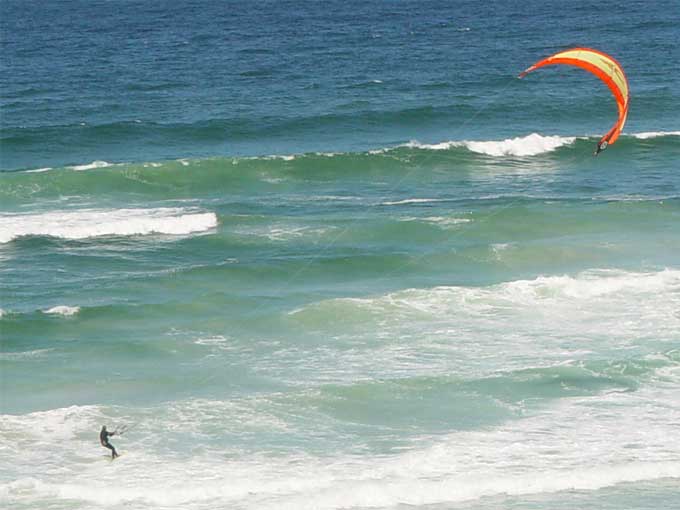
(100, 425, 119, 459)
(594, 139, 608, 155)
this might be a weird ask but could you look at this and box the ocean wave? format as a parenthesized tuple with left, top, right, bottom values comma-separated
(231, 223, 336, 242)
(309, 359, 649, 427)
(69, 160, 113, 171)
(281, 462, 680, 510)
(193, 335, 232, 349)
(340, 79, 385, 89)
(495, 268, 680, 301)
(5, 413, 679, 510)
(6, 460, 679, 509)
(4, 130, 678, 179)
(2, 132, 678, 206)
(340, 268, 680, 309)
(399, 216, 472, 227)
(631, 130, 680, 139)
(0, 207, 218, 243)
(299, 130, 675, 159)
(43, 305, 80, 316)
(380, 198, 450, 206)
(405, 133, 577, 156)
(291, 268, 680, 343)
(0, 404, 104, 441)
(0, 348, 54, 360)
(3, 368, 679, 509)
(464, 133, 578, 156)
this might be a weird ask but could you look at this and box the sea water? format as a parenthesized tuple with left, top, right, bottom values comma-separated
(2, 1, 680, 509)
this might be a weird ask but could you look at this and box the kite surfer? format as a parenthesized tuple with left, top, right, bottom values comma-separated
(100, 425, 119, 459)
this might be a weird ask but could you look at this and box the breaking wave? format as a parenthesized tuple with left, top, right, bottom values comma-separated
(0, 207, 218, 243)
(42, 305, 80, 316)
(404, 132, 578, 156)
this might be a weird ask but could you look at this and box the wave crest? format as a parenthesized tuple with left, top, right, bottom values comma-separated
(43, 305, 80, 316)
(406, 133, 576, 156)
(631, 131, 680, 139)
(0, 207, 218, 243)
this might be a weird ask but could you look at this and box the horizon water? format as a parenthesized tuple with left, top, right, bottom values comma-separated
(2, 1, 680, 509)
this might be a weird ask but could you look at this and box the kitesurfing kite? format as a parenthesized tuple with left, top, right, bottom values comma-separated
(519, 47, 629, 155)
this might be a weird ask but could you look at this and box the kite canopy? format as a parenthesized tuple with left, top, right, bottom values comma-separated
(519, 47, 629, 154)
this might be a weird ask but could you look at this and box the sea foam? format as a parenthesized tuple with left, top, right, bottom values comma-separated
(463, 133, 576, 156)
(380, 198, 449, 206)
(343, 268, 680, 311)
(43, 305, 80, 316)
(0, 207, 218, 243)
(291, 268, 680, 356)
(3, 380, 679, 510)
(69, 160, 113, 171)
(399, 216, 472, 228)
(405, 133, 577, 156)
(631, 131, 680, 139)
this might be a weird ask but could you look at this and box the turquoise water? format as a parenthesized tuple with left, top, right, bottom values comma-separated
(2, 1, 680, 509)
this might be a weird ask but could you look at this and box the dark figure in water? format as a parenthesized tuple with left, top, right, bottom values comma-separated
(100, 425, 118, 459)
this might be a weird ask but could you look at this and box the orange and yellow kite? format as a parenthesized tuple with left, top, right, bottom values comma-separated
(519, 47, 629, 155)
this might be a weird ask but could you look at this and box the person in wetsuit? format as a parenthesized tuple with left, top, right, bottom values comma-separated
(100, 425, 119, 459)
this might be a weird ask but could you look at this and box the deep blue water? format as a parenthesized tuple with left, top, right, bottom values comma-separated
(3, 0, 679, 170)
(2, 2, 680, 510)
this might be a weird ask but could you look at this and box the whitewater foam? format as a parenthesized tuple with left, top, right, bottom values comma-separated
(400, 216, 472, 228)
(247, 464, 680, 510)
(403, 140, 459, 151)
(1, 405, 104, 442)
(352, 268, 680, 310)
(506, 268, 680, 300)
(464, 133, 576, 156)
(43, 305, 80, 316)
(0, 348, 54, 360)
(8, 460, 679, 510)
(194, 335, 230, 346)
(69, 160, 113, 171)
(232, 223, 334, 242)
(261, 154, 297, 161)
(194, 335, 235, 352)
(4, 371, 680, 510)
(0, 207, 218, 243)
(380, 198, 449, 206)
(632, 131, 680, 139)
(6, 399, 678, 510)
(404, 133, 577, 156)
(291, 268, 680, 376)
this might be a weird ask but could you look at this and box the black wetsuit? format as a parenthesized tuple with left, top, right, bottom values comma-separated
(100, 429, 118, 458)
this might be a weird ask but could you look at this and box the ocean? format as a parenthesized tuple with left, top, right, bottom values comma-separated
(1, 1, 680, 508)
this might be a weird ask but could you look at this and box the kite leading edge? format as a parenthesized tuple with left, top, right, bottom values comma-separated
(519, 47, 629, 155)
